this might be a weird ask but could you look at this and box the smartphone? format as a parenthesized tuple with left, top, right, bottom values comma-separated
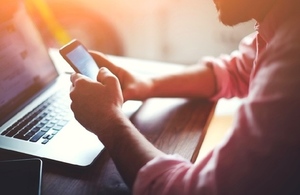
(0, 158, 43, 195)
(59, 39, 99, 80)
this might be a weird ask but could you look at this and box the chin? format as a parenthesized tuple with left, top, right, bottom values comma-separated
(218, 11, 251, 26)
(219, 16, 240, 26)
(215, 1, 252, 26)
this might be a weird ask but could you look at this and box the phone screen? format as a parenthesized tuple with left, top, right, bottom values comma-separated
(65, 44, 99, 80)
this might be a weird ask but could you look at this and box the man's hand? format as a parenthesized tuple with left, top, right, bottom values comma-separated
(70, 67, 123, 133)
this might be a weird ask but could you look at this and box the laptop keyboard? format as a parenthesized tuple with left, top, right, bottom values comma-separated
(1, 90, 72, 144)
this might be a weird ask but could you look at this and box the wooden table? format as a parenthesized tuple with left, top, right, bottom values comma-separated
(0, 54, 216, 194)
(196, 98, 242, 162)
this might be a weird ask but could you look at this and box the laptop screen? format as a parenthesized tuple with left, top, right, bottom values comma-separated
(0, 2, 58, 126)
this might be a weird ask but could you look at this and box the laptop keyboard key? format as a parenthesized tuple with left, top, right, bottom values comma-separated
(30, 131, 47, 142)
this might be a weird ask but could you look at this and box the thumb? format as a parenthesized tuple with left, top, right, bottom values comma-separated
(90, 51, 120, 75)
(97, 67, 119, 86)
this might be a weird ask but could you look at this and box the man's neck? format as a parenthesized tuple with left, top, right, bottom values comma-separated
(253, 0, 278, 22)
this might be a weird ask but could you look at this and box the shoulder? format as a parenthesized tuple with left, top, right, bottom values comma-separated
(270, 12, 300, 53)
(260, 13, 300, 70)
(252, 12, 300, 99)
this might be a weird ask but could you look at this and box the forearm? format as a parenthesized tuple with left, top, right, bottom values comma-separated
(148, 63, 216, 99)
(97, 109, 165, 188)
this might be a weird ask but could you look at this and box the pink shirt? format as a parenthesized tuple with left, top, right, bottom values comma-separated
(133, 0, 300, 194)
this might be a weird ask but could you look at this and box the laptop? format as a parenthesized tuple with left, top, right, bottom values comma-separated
(0, 2, 105, 166)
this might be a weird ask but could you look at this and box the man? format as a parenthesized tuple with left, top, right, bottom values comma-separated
(70, 0, 300, 194)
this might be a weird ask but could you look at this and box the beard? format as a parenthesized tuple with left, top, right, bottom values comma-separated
(214, 0, 253, 26)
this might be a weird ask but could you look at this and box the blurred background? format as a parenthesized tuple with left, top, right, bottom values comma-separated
(26, 0, 255, 64)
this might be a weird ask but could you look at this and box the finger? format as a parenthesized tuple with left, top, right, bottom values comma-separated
(69, 73, 92, 101)
(90, 51, 120, 75)
(97, 67, 119, 86)
(70, 73, 93, 85)
(70, 73, 81, 85)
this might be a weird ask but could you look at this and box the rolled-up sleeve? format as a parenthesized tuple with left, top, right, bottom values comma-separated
(205, 32, 257, 100)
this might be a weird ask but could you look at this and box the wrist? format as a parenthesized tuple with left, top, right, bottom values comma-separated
(95, 108, 131, 147)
